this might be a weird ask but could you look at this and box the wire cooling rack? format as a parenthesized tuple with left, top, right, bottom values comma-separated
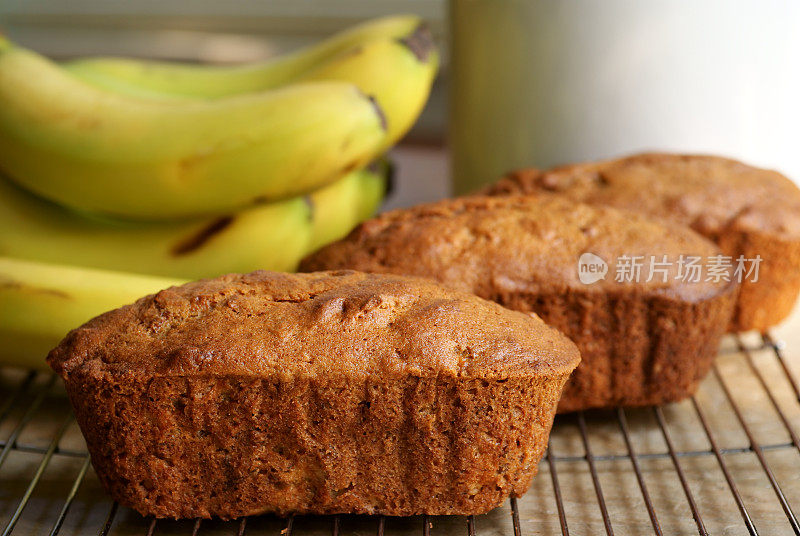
(1, 332, 799, 536)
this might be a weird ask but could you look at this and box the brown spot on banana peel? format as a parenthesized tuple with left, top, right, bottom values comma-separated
(366, 94, 388, 132)
(0, 280, 71, 299)
(341, 160, 360, 175)
(303, 195, 315, 222)
(341, 45, 364, 59)
(398, 22, 434, 62)
(352, 88, 387, 134)
(171, 216, 234, 256)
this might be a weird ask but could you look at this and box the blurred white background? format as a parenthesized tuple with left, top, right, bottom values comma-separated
(451, 0, 800, 192)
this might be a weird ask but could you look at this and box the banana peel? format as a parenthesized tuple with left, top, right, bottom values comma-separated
(0, 162, 389, 280)
(0, 257, 184, 371)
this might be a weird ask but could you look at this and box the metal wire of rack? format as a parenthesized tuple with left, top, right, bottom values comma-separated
(1, 332, 799, 536)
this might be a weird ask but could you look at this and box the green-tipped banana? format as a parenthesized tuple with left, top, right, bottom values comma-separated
(0, 257, 183, 370)
(65, 15, 423, 99)
(0, 163, 387, 279)
(0, 42, 387, 219)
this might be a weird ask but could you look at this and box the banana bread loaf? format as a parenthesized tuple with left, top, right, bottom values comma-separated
(301, 196, 736, 412)
(48, 270, 579, 519)
(484, 153, 800, 332)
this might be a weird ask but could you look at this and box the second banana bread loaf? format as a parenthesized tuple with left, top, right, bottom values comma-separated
(301, 196, 737, 412)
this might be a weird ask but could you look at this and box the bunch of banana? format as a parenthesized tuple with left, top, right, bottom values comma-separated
(0, 15, 437, 219)
(0, 15, 437, 369)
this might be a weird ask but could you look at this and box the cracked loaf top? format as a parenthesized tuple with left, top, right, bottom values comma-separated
(301, 196, 731, 301)
(486, 153, 800, 240)
(47, 270, 580, 380)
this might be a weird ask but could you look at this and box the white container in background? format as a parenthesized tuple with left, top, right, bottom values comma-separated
(449, 0, 800, 194)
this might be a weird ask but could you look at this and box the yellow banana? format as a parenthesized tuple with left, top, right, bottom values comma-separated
(299, 29, 438, 150)
(0, 40, 387, 219)
(64, 15, 423, 99)
(308, 159, 392, 252)
(0, 257, 183, 371)
(0, 163, 388, 279)
(65, 23, 438, 154)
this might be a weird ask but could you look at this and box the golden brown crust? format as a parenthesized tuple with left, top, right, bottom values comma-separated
(302, 196, 726, 300)
(301, 196, 736, 411)
(48, 270, 579, 380)
(484, 153, 800, 331)
(48, 270, 580, 519)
